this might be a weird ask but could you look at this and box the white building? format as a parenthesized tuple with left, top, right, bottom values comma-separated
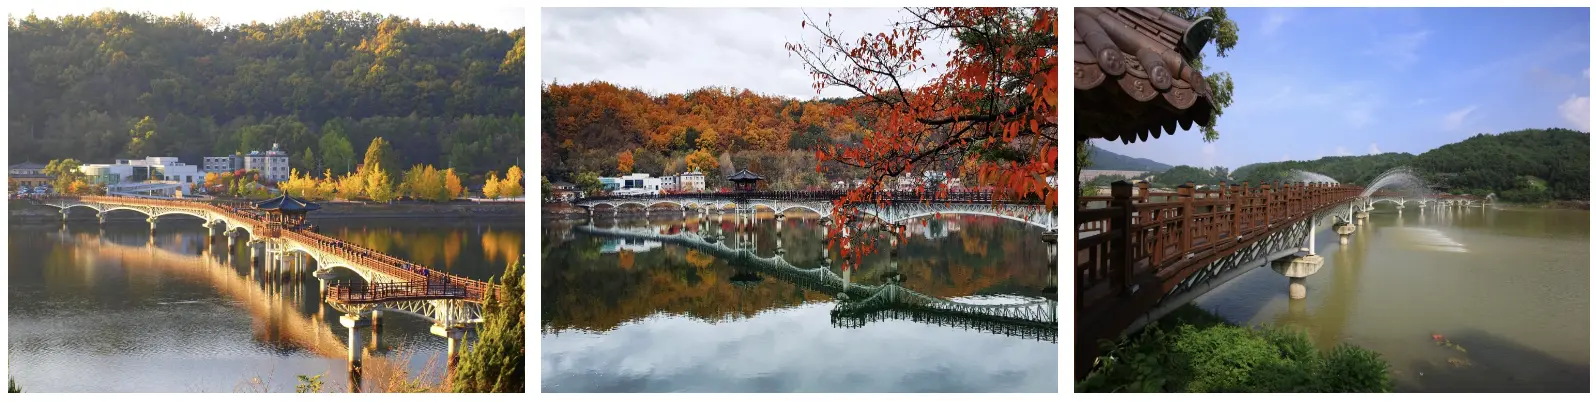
(80, 156, 205, 196)
(678, 171, 706, 192)
(244, 143, 291, 182)
(611, 173, 663, 195)
(660, 175, 679, 192)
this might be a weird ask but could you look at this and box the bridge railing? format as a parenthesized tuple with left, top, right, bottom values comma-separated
(576, 190, 1046, 205)
(47, 194, 497, 301)
(326, 280, 469, 304)
(1074, 181, 1364, 310)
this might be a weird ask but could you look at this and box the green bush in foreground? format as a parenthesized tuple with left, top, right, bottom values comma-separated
(1077, 305, 1392, 393)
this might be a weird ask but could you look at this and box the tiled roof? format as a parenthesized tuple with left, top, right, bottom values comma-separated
(1075, 7, 1215, 143)
(253, 194, 322, 212)
(726, 169, 764, 182)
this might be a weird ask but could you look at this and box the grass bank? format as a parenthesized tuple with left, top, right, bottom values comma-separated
(1077, 304, 1393, 393)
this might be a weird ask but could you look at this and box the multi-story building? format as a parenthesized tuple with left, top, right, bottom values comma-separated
(203, 154, 244, 174)
(8, 162, 51, 188)
(244, 143, 291, 182)
(660, 174, 679, 192)
(614, 173, 663, 195)
(678, 171, 706, 192)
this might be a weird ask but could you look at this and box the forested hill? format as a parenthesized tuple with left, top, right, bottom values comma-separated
(8, 11, 525, 177)
(1231, 128, 1588, 202)
(542, 81, 866, 189)
(1086, 143, 1172, 171)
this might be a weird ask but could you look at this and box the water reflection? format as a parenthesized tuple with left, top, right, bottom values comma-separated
(542, 212, 1058, 392)
(1196, 204, 1589, 392)
(8, 217, 520, 392)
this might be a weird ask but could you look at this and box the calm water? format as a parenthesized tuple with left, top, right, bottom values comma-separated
(7, 215, 523, 392)
(1195, 205, 1589, 392)
(541, 212, 1059, 392)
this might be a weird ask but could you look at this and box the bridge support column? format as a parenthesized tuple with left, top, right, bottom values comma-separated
(1335, 223, 1357, 245)
(341, 313, 370, 374)
(1271, 252, 1324, 300)
(98, 212, 108, 225)
(314, 269, 337, 299)
(147, 216, 158, 234)
(432, 324, 467, 370)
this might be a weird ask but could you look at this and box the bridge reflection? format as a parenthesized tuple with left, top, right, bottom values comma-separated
(574, 221, 1059, 343)
(51, 224, 445, 392)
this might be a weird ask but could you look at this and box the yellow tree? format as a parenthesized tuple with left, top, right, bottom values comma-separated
(504, 165, 524, 198)
(483, 171, 502, 199)
(336, 171, 366, 200)
(365, 163, 396, 203)
(444, 168, 465, 200)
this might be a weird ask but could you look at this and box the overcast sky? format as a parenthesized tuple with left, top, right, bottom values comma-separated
(541, 8, 956, 99)
(7, 0, 525, 31)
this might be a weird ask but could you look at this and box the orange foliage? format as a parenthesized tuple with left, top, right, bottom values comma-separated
(617, 150, 634, 174)
(788, 7, 1058, 268)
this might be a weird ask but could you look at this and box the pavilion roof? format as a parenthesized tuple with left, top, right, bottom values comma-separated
(253, 194, 322, 212)
(726, 169, 764, 182)
(1075, 7, 1216, 144)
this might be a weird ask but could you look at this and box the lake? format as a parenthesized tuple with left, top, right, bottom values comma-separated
(1193, 205, 1590, 392)
(6, 216, 523, 392)
(541, 211, 1059, 392)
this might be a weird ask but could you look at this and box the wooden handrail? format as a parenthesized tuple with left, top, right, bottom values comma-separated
(1074, 181, 1365, 311)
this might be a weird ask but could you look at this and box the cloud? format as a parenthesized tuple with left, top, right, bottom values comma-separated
(1260, 9, 1295, 36)
(542, 8, 952, 99)
(1335, 146, 1350, 156)
(1442, 106, 1478, 130)
(1559, 95, 1590, 132)
(1366, 30, 1431, 70)
(1368, 143, 1381, 155)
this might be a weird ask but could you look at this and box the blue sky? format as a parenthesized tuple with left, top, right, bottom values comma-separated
(1092, 8, 1590, 170)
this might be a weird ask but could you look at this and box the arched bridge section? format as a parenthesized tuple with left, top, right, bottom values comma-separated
(35, 195, 495, 327)
(573, 225, 1058, 342)
(1074, 181, 1366, 375)
(575, 190, 1057, 232)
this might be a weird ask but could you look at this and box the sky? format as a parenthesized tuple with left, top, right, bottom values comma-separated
(541, 8, 956, 99)
(6, 0, 526, 31)
(1091, 7, 1591, 170)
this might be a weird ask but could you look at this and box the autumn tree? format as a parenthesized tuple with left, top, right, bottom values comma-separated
(361, 137, 401, 185)
(43, 159, 86, 191)
(789, 7, 1058, 264)
(503, 165, 524, 198)
(444, 168, 465, 200)
(616, 150, 635, 175)
(336, 171, 366, 200)
(365, 163, 396, 203)
(541, 176, 554, 202)
(483, 171, 502, 199)
(574, 171, 603, 197)
(684, 149, 718, 175)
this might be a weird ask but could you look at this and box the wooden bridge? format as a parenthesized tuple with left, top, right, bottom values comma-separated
(1074, 181, 1366, 377)
(36, 195, 496, 325)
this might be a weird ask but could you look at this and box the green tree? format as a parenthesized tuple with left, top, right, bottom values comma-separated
(319, 127, 356, 176)
(541, 176, 554, 202)
(296, 147, 317, 174)
(450, 258, 525, 393)
(574, 171, 603, 197)
(43, 159, 86, 190)
(126, 116, 159, 157)
(361, 137, 401, 185)
(1162, 7, 1239, 142)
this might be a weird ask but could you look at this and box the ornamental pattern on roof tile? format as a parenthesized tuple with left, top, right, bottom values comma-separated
(1075, 7, 1216, 144)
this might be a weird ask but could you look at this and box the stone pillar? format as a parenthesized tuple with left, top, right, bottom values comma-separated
(1271, 252, 1324, 300)
(147, 216, 158, 234)
(341, 313, 369, 374)
(1307, 218, 1317, 255)
(1335, 223, 1356, 245)
(61, 209, 70, 222)
(98, 212, 108, 225)
(315, 269, 337, 299)
(432, 324, 467, 370)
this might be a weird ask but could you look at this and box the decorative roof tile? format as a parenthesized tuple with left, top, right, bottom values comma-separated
(1075, 7, 1215, 144)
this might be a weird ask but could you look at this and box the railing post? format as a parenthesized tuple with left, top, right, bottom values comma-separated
(1177, 182, 1195, 255)
(1109, 181, 1135, 296)
(1135, 181, 1150, 203)
(1229, 182, 1241, 239)
(1260, 182, 1272, 226)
